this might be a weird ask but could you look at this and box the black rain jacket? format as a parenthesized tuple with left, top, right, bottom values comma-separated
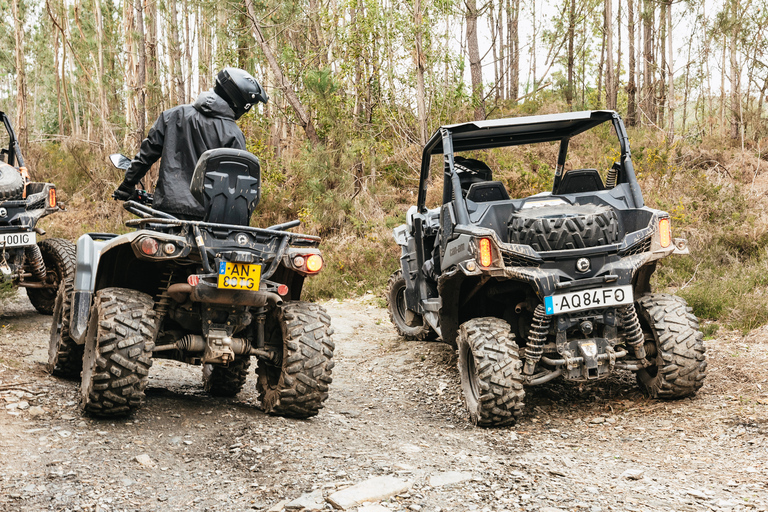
(124, 91, 246, 219)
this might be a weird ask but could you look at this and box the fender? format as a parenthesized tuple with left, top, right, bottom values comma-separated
(69, 232, 135, 344)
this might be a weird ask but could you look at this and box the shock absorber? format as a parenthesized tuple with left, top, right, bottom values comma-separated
(619, 304, 647, 361)
(25, 245, 46, 281)
(524, 304, 550, 375)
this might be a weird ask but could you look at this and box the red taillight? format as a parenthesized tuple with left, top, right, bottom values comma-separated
(140, 237, 159, 255)
(187, 275, 200, 286)
(478, 238, 493, 267)
(306, 254, 323, 273)
(48, 187, 57, 208)
(277, 284, 289, 296)
(659, 218, 671, 248)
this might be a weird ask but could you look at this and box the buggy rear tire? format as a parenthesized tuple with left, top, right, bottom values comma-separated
(27, 238, 77, 315)
(508, 204, 620, 251)
(47, 276, 82, 380)
(386, 269, 434, 341)
(203, 357, 251, 397)
(457, 317, 525, 427)
(256, 301, 334, 418)
(80, 288, 157, 417)
(0, 163, 23, 200)
(635, 293, 707, 398)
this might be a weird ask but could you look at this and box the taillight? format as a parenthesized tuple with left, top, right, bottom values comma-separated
(659, 218, 671, 248)
(306, 254, 323, 273)
(140, 237, 159, 255)
(478, 238, 493, 267)
(187, 275, 200, 286)
(48, 187, 57, 208)
(277, 284, 289, 296)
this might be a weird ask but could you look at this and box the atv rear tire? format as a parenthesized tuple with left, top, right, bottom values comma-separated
(0, 163, 23, 200)
(203, 357, 251, 397)
(508, 204, 620, 251)
(47, 276, 82, 380)
(81, 288, 157, 417)
(386, 269, 434, 340)
(457, 317, 525, 427)
(256, 301, 334, 418)
(27, 238, 77, 315)
(635, 293, 707, 398)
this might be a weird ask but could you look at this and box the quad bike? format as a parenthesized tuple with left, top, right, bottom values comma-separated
(387, 110, 706, 427)
(48, 149, 334, 419)
(0, 111, 75, 314)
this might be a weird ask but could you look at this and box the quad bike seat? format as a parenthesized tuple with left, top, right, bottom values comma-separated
(466, 181, 510, 202)
(190, 148, 261, 225)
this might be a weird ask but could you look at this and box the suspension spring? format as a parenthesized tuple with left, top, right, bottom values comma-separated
(606, 165, 618, 188)
(153, 270, 175, 322)
(524, 304, 550, 375)
(619, 304, 647, 361)
(25, 245, 46, 281)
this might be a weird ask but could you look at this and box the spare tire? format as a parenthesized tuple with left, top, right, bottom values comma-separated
(508, 203, 620, 251)
(0, 163, 23, 200)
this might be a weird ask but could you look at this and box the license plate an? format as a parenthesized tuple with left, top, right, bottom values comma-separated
(544, 284, 633, 316)
(0, 231, 36, 248)
(217, 261, 261, 291)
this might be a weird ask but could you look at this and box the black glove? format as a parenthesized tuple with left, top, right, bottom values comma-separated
(113, 181, 135, 201)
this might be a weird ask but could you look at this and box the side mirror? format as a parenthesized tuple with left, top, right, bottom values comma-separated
(109, 153, 132, 170)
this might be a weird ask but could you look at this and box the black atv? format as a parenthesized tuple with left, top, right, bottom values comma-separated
(48, 149, 334, 419)
(387, 110, 706, 427)
(0, 111, 75, 314)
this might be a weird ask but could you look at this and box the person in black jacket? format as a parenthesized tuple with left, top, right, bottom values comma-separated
(114, 67, 268, 219)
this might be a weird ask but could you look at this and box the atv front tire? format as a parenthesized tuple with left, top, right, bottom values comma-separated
(47, 277, 82, 379)
(80, 288, 157, 417)
(457, 317, 525, 427)
(27, 238, 77, 315)
(203, 357, 251, 397)
(635, 293, 707, 398)
(386, 269, 434, 340)
(256, 301, 334, 418)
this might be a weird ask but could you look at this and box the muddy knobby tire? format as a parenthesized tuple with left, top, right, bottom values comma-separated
(508, 204, 620, 252)
(80, 288, 157, 417)
(457, 317, 525, 427)
(635, 293, 707, 398)
(257, 301, 334, 419)
(386, 269, 434, 341)
(47, 276, 82, 380)
(27, 238, 77, 315)
(203, 357, 251, 397)
(0, 163, 24, 200)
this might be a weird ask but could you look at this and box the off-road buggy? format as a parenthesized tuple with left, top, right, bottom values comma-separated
(387, 110, 706, 427)
(48, 149, 334, 419)
(0, 111, 75, 313)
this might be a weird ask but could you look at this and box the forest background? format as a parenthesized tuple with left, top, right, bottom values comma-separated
(2, 0, 768, 337)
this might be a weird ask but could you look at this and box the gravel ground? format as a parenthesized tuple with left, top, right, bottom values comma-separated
(1, 289, 767, 512)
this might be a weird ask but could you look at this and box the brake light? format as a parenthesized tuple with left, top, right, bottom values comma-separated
(478, 238, 493, 267)
(140, 237, 159, 255)
(48, 187, 57, 208)
(187, 275, 200, 286)
(659, 218, 671, 248)
(306, 254, 323, 273)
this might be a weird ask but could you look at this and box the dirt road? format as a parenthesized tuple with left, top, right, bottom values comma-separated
(1, 290, 767, 512)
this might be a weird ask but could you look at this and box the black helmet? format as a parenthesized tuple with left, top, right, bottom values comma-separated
(214, 68, 269, 119)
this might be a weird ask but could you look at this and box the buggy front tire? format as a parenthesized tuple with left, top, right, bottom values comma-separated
(386, 269, 434, 340)
(457, 317, 525, 427)
(635, 293, 707, 398)
(256, 301, 334, 418)
(80, 288, 157, 417)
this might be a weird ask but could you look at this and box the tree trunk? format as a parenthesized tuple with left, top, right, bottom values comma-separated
(466, 0, 484, 120)
(145, 0, 160, 117)
(642, 0, 655, 124)
(597, 26, 605, 106)
(134, 0, 146, 143)
(508, 0, 520, 102)
(605, 0, 615, 110)
(627, 0, 637, 125)
(566, 0, 575, 108)
(666, 0, 674, 140)
(12, 0, 28, 148)
(414, 0, 428, 145)
(245, 0, 321, 145)
(729, 0, 740, 141)
(658, 0, 666, 129)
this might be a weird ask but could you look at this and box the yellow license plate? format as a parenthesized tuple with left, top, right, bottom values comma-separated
(217, 262, 261, 291)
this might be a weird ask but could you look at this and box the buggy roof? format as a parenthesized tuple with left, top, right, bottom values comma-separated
(424, 110, 616, 155)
